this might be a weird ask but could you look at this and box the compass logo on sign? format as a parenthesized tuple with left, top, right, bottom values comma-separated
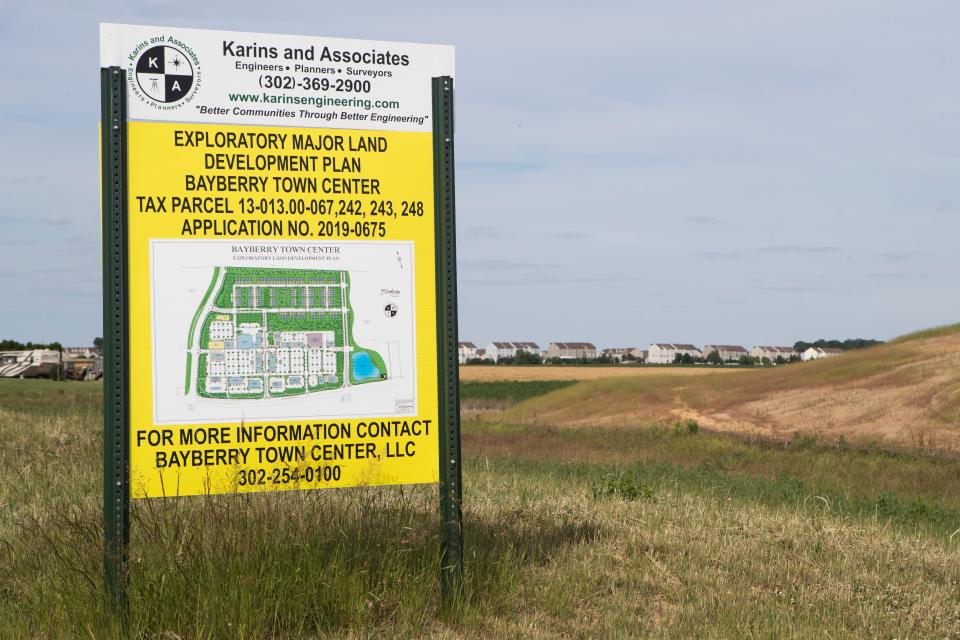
(127, 39, 201, 109)
(384, 303, 399, 318)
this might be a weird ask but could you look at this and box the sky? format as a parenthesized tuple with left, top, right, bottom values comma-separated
(2, 1, 959, 349)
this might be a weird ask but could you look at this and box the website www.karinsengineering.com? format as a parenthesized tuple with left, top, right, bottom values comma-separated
(228, 92, 401, 110)
(224, 92, 426, 126)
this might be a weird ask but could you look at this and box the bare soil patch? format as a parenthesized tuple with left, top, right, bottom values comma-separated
(501, 328, 960, 452)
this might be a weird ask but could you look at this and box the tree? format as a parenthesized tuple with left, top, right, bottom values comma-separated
(513, 349, 541, 365)
(93, 337, 103, 349)
(705, 350, 723, 365)
(738, 354, 754, 366)
(795, 338, 883, 353)
(0, 339, 61, 351)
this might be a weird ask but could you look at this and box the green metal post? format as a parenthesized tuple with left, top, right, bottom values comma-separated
(432, 76, 463, 606)
(101, 66, 130, 608)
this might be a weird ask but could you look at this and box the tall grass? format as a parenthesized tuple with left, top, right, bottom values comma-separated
(4, 380, 960, 636)
(1, 472, 599, 637)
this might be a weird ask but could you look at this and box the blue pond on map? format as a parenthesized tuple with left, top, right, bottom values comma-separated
(352, 352, 380, 381)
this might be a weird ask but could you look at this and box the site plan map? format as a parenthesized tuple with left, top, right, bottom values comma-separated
(188, 267, 387, 400)
(150, 240, 416, 424)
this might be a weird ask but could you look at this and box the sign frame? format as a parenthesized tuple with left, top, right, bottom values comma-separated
(100, 65, 462, 606)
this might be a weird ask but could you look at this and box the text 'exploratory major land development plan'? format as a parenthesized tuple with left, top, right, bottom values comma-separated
(100, 23, 454, 498)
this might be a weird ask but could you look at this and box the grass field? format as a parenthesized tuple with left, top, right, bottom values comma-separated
(460, 364, 748, 381)
(459, 380, 577, 412)
(3, 330, 960, 637)
(479, 325, 960, 453)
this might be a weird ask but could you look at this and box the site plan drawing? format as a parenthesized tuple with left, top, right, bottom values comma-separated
(187, 267, 388, 400)
(150, 240, 416, 424)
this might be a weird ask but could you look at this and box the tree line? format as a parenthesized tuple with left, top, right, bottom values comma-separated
(0, 337, 102, 351)
(793, 338, 882, 352)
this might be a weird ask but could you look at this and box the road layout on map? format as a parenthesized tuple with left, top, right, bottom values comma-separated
(185, 266, 388, 400)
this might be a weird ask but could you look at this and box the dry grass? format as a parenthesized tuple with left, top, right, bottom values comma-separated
(501, 326, 960, 452)
(4, 378, 960, 636)
(460, 365, 747, 382)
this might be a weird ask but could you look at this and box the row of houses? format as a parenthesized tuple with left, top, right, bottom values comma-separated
(458, 341, 599, 363)
(646, 344, 843, 363)
(458, 341, 844, 364)
(0, 348, 102, 379)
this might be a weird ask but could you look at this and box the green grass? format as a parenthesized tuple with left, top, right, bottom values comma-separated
(267, 311, 343, 343)
(235, 311, 264, 326)
(460, 380, 577, 403)
(343, 272, 386, 385)
(186, 266, 220, 349)
(469, 422, 960, 536)
(4, 380, 960, 637)
(889, 322, 960, 343)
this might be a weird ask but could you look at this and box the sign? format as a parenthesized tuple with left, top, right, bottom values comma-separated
(99, 24, 457, 501)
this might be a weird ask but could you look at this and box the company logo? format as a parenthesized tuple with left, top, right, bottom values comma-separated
(128, 38, 201, 109)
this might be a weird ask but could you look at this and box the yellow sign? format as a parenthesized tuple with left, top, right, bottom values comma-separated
(125, 121, 440, 497)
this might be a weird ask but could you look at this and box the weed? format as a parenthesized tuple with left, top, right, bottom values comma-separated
(459, 380, 576, 404)
(789, 432, 819, 450)
(591, 472, 654, 501)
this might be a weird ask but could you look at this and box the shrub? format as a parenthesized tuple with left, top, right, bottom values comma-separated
(591, 473, 654, 501)
(670, 419, 699, 436)
(789, 432, 818, 450)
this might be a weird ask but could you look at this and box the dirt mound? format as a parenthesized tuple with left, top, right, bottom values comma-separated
(505, 325, 960, 451)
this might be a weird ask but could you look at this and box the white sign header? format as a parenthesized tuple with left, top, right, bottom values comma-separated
(100, 23, 454, 132)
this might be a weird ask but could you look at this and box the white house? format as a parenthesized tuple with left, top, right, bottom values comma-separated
(702, 345, 749, 362)
(801, 347, 844, 361)
(457, 342, 478, 363)
(647, 343, 702, 364)
(547, 342, 598, 360)
(750, 346, 798, 362)
(601, 347, 644, 363)
(483, 341, 541, 362)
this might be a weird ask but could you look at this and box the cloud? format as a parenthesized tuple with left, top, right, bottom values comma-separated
(459, 225, 501, 239)
(4, 212, 74, 226)
(548, 229, 591, 239)
(879, 250, 929, 261)
(43, 213, 72, 226)
(700, 250, 740, 260)
(756, 245, 839, 254)
(462, 270, 658, 287)
(867, 272, 922, 280)
(752, 282, 830, 293)
(458, 160, 546, 173)
(459, 258, 560, 271)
